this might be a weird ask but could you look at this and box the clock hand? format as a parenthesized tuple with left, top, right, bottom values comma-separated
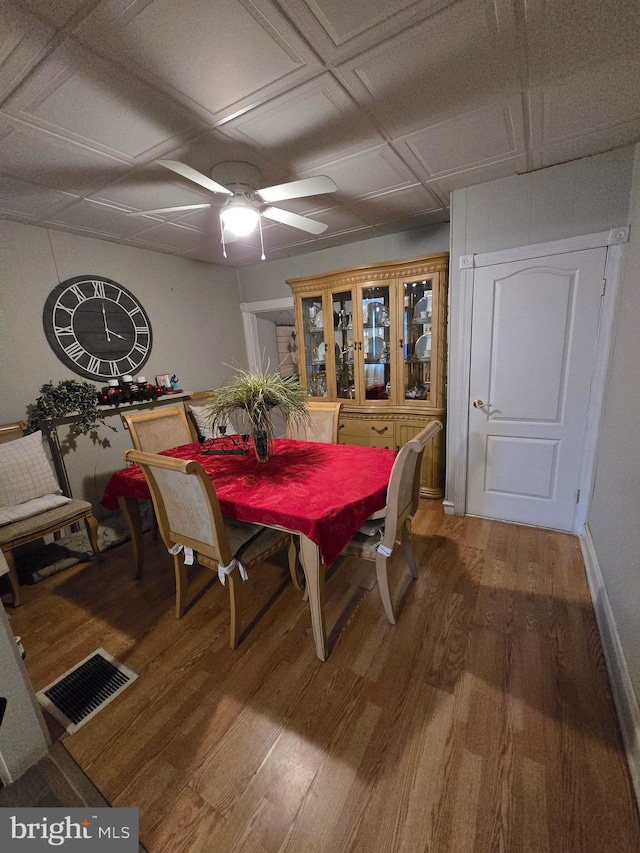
(101, 304, 111, 342)
(102, 302, 126, 340)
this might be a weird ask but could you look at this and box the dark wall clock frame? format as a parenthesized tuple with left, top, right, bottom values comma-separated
(43, 275, 153, 381)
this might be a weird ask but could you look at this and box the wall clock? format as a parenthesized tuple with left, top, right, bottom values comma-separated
(43, 275, 153, 381)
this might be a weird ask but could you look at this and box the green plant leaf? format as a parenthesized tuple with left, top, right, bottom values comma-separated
(26, 380, 116, 437)
(205, 368, 309, 435)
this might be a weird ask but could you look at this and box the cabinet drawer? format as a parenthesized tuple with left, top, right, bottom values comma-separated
(339, 418, 394, 449)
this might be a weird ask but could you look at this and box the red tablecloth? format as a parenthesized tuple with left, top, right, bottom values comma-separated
(102, 438, 396, 566)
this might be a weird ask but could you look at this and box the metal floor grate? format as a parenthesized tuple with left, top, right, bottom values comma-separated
(37, 648, 138, 734)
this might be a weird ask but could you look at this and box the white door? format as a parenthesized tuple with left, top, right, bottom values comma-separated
(467, 247, 607, 530)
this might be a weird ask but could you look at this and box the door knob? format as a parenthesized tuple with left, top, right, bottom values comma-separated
(473, 399, 490, 408)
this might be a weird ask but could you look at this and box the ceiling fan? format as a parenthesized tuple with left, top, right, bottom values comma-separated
(130, 160, 337, 258)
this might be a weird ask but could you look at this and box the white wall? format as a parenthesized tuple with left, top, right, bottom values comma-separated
(0, 220, 247, 508)
(0, 594, 49, 783)
(447, 146, 635, 507)
(588, 145, 640, 699)
(255, 315, 281, 374)
(237, 224, 450, 303)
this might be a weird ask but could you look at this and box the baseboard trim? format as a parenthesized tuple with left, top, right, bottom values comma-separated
(442, 499, 455, 516)
(580, 524, 640, 804)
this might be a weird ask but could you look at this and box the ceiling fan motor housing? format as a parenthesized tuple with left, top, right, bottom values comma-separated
(210, 161, 263, 193)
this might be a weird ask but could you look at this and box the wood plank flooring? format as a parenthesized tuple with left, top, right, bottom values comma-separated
(6, 501, 640, 852)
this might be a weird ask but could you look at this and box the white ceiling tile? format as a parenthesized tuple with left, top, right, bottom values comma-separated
(533, 121, 640, 171)
(375, 208, 450, 234)
(129, 220, 203, 250)
(92, 165, 212, 212)
(218, 74, 384, 168)
(74, 0, 322, 122)
(0, 0, 55, 101)
(0, 0, 637, 267)
(0, 173, 77, 218)
(303, 145, 420, 199)
(44, 197, 166, 237)
(396, 101, 524, 178)
(0, 115, 132, 193)
(530, 55, 640, 147)
(20, 0, 88, 28)
(338, 0, 520, 136)
(349, 184, 443, 226)
(525, 0, 640, 85)
(3, 41, 204, 159)
(277, 0, 457, 63)
(427, 157, 523, 195)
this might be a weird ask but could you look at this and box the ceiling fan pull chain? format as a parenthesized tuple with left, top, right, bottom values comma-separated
(221, 223, 228, 258)
(259, 216, 266, 261)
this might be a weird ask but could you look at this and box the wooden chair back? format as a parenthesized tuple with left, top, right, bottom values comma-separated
(380, 421, 442, 551)
(286, 401, 342, 443)
(0, 422, 27, 444)
(123, 450, 233, 566)
(122, 406, 192, 453)
(123, 448, 290, 645)
(339, 420, 442, 625)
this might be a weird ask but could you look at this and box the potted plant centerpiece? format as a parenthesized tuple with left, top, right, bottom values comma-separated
(205, 367, 309, 462)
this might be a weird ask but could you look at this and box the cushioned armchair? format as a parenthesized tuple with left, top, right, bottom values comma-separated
(0, 428, 101, 606)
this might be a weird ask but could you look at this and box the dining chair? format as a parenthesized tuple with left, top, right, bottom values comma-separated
(121, 406, 192, 453)
(286, 401, 342, 443)
(338, 420, 443, 624)
(0, 426, 101, 607)
(121, 406, 193, 541)
(184, 391, 215, 442)
(123, 449, 291, 648)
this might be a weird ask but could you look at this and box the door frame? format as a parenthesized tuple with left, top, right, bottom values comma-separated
(240, 297, 294, 372)
(445, 226, 629, 534)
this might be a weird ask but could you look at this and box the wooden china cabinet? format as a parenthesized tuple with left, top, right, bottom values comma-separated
(287, 252, 448, 497)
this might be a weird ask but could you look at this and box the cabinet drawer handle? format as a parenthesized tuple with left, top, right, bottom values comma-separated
(371, 425, 389, 434)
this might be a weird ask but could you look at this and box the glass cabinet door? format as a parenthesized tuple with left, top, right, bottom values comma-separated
(300, 294, 328, 397)
(402, 277, 434, 404)
(331, 289, 355, 399)
(361, 283, 392, 402)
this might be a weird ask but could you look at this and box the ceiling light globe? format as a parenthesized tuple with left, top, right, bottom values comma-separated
(220, 204, 260, 236)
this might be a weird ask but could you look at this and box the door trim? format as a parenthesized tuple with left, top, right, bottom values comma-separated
(240, 297, 294, 372)
(445, 227, 629, 533)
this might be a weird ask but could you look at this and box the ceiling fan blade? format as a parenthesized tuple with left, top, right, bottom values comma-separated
(127, 204, 211, 216)
(157, 160, 233, 195)
(262, 206, 328, 235)
(257, 175, 337, 204)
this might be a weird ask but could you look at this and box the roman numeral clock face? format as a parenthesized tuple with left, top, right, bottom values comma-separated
(43, 276, 152, 381)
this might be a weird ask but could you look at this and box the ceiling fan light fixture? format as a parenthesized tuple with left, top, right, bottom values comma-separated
(220, 197, 260, 236)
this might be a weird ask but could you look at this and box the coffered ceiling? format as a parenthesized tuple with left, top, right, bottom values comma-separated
(1, 0, 639, 267)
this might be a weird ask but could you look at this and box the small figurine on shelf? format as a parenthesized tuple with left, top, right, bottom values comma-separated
(170, 374, 181, 392)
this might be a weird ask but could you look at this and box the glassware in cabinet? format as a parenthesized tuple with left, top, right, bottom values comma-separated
(331, 289, 355, 400)
(300, 294, 328, 398)
(402, 277, 434, 404)
(360, 283, 392, 401)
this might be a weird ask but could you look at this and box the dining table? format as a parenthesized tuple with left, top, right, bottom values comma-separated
(101, 437, 396, 660)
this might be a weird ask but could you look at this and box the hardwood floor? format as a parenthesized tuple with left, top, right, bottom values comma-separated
(6, 501, 640, 852)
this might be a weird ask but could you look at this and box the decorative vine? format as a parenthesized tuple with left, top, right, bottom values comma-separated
(27, 380, 116, 437)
